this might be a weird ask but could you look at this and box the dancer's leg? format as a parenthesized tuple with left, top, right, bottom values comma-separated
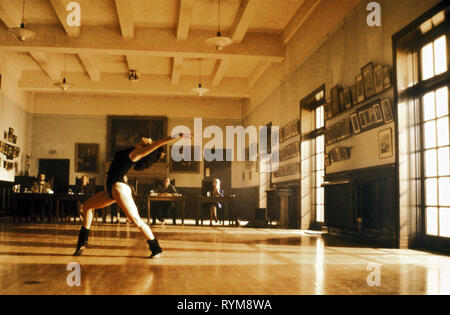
(74, 191, 116, 256)
(111, 183, 155, 240)
(81, 191, 116, 229)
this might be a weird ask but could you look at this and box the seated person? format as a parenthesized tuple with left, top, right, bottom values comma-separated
(209, 178, 224, 224)
(75, 176, 92, 195)
(152, 177, 177, 225)
(31, 173, 52, 194)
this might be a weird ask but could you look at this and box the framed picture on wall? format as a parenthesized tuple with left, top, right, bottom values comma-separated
(361, 63, 376, 99)
(382, 65, 392, 89)
(75, 143, 99, 173)
(169, 146, 200, 173)
(344, 88, 352, 109)
(330, 85, 340, 116)
(373, 103, 384, 123)
(108, 116, 167, 160)
(339, 89, 346, 112)
(350, 113, 361, 134)
(351, 85, 358, 106)
(381, 98, 394, 123)
(355, 74, 365, 103)
(378, 128, 393, 159)
(374, 65, 384, 94)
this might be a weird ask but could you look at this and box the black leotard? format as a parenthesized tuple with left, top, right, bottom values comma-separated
(106, 147, 135, 198)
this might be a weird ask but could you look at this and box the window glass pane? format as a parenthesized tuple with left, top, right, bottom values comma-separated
(434, 36, 447, 76)
(425, 178, 438, 206)
(316, 188, 324, 205)
(439, 178, 450, 206)
(436, 87, 448, 117)
(438, 147, 450, 176)
(425, 149, 437, 177)
(426, 207, 439, 236)
(437, 117, 450, 147)
(439, 208, 450, 238)
(423, 91, 436, 121)
(316, 204, 324, 223)
(424, 120, 437, 149)
(422, 42, 434, 80)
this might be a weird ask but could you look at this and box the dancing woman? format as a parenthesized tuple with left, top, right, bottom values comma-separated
(73, 134, 184, 258)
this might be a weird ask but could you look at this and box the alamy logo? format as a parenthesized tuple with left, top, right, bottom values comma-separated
(66, 1, 81, 27)
(366, 262, 382, 287)
(367, 2, 381, 27)
(66, 262, 81, 287)
(170, 118, 280, 171)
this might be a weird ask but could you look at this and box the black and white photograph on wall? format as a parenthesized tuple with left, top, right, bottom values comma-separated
(350, 113, 361, 134)
(382, 65, 392, 89)
(344, 88, 352, 109)
(330, 85, 340, 116)
(358, 111, 368, 129)
(355, 74, 365, 103)
(381, 98, 394, 123)
(374, 65, 384, 94)
(373, 103, 384, 123)
(75, 143, 99, 173)
(351, 85, 358, 106)
(339, 89, 346, 112)
(7, 127, 14, 143)
(3, 131, 7, 140)
(378, 128, 393, 159)
(362, 62, 375, 99)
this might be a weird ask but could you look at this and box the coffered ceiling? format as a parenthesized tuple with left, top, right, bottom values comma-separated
(0, 0, 356, 100)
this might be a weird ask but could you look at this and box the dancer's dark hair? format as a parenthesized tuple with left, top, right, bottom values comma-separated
(133, 147, 164, 171)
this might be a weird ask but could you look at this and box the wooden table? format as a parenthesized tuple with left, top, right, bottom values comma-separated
(194, 195, 237, 226)
(54, 193, 93, 222)
(12, 193, 54, 222)
(147, 194, 186, 225)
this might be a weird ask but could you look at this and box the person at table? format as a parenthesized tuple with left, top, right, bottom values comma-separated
(152, 177, 177, 225)
(73, 134, 186, 259)
(31, 173, 52, 194)
(209, 178, 224, 225)
(75, 176, 92, 195)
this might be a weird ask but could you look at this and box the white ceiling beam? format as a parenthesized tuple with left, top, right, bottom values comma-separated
(177, 0, 194, 40)
(249, 61, 271, 87)
(114, 0, 134, 39)
(230, 0, 258, 43)
(282, 0, 321, 45)
(49, 0, 81, 37)
(29, 52, 61, 80)
(0, 0, 21, 28)
(0, 51, 22, 80)
(212, 59, 230, 86)
(126, 55, 139, 71)
(0, 25, 285, 63)
(78, 53, 101, 81)
(171, 56, 184, 84)
(19, 71, 251, 99)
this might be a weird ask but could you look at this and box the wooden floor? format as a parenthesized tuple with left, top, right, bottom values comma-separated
(0, 221, 449, 295)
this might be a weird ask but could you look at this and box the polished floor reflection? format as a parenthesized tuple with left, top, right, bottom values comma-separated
(0, 222, 449, 295)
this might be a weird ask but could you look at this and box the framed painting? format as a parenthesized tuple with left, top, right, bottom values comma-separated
(362, 63, 376, 99)
(381, 98, 394, 123)
(382, 65, 392, 89)
(350, 113, 361, 134)
(355, 74, 365, 103)
(108, 116, 167, 160)
(378, 128, 393, 159)
(75, 143, 99, 173)
(169, 146, 200, 173)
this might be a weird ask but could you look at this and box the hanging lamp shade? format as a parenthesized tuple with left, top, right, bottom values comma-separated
(191, 59, 210, 97)
(54, 78, 74, 92)
(8, 0, 35, 41)
(9, 23, 35, 41)
(191, 83, 210, 97)
(205, 32, 233, 51)
(205, 0, 233, 50)
(54, 55, 74, 92)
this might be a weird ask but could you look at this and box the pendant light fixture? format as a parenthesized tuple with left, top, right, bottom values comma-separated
(191, 59, 210, 97)
(205, 0, 233, 50)
(54, 55, 74, 92)
(8, 0, 35, 41)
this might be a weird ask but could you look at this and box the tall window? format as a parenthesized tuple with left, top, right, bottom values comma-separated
(313, 105, 325, 223)
(395, 5, 449, 248)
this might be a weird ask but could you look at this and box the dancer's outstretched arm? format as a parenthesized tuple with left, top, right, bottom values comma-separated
(129, 134, 186, 162)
